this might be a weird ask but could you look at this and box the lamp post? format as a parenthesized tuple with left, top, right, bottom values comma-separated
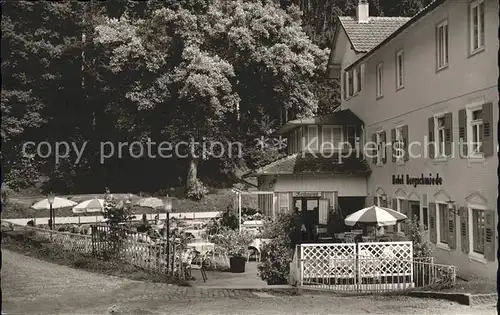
(164, 197, 172, 270)
(48, 193, 55, 230)
(447, 199, 455, 213)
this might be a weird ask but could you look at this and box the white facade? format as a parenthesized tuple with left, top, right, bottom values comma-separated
(334, 0, 498, 279)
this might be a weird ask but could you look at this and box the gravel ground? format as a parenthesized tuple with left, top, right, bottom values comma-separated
(2, 249, 496, 315)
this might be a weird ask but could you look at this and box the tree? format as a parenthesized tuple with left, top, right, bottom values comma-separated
(93, 0, 330, 196)
(103, 188, 133, 226)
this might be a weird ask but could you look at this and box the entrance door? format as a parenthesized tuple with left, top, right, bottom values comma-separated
(409, 201, 420, 225)
(293, 197, 319, 240)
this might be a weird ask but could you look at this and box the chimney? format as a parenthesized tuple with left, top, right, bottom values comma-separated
(357, 0, 369, 24)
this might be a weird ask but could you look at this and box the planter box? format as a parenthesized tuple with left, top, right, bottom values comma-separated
(229, 256, 246, 273)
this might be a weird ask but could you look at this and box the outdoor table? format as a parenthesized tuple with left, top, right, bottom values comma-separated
(183, 229, 205, 240)
(186, 241, 215, 256)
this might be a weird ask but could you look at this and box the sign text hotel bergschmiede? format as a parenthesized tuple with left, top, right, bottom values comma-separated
(392, 173, 443, 187)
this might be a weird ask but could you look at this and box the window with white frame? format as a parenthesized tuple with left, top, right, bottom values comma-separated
(471, 208, 485, 254)
(396, 50, 404, 89)
(469, 0, 485, 54)
(376, 63, 383, 98)
(293, 129, 297, 152)
(306, 125, 318, 151)
(295, 127, 303, 151)
(436, 20, 449, 69)
(437, 203, 449, 244)
(376, 131, 385, 164)
(468, 107, 483, 155)
(321, 125, 343, 151)
(434, 115, 446, 157)
(278, 193, 289, 213)
(321, 125, 333, 151)
(395, 126, 405, 161)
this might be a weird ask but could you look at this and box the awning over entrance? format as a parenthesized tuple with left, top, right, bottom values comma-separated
(243, 153, 371, 178)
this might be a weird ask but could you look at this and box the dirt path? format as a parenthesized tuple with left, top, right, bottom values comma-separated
(2, 249, 496, 314)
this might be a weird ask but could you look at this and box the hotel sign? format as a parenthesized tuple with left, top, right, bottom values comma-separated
(292, 192, 322, 197)
(392, 173, 443, 187)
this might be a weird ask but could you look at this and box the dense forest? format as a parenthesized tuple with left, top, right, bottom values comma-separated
(1, 0, 431, 198)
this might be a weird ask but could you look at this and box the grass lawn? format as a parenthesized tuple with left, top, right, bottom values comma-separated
(2, 229, 189, 285)
(2, 189, 258, 219)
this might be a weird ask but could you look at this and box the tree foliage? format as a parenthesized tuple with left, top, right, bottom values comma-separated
(2, 0, 427, 195)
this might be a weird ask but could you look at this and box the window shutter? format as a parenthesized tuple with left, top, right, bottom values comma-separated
(372, 133, 377, 164)
(381, 131, 387, 163)
(429, 203, 437, 244)
(447, 205, 457, 249)
(444, 112, 452, 156)
(458, 109, 467, 158)
(402, 125, 409, 161)
(459, 207, 469, 253)
(481, 102, 493, 156)
(391, 129, 396, 162)
(392, 198, 398, 211)
(484, 210, 495, 261)
(428, 117, 434, 159)
(401, 200, 409, 235)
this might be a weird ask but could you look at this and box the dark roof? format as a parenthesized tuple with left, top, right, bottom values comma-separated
(339, 16, 411, 53)
(346, 0, 447, 70)
(243, 153, 371, 178)
(277, 109, 364, 135)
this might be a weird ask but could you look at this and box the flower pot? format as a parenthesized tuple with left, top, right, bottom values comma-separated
(266, 278, 288, 285)
(229, 256, 246, 273)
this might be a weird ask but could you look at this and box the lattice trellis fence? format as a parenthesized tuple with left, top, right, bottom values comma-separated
(300, 243, 357, 288)
(357, 241, 414, 291)
(299, 241, 418, 292)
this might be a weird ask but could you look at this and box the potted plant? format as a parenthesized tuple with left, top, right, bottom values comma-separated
(213, 228, 253, 273)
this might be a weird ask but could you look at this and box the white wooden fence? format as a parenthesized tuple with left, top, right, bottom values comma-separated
(297, 241, 457, 292)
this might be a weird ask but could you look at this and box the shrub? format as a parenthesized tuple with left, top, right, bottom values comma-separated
(1, 183, 12, 206)
(206, 204, 238, 234)
(258, 212, 297, 284)
(209, 227, 253, 258)
(186, 179, 209, 201)
(103, 188, 134, 226)
(258, 234, 292, 285)
(407, 215, 432, 258)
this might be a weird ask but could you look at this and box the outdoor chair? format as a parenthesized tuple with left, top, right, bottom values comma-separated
(186, 250, 208, 282)
(247, 246, 260, 262)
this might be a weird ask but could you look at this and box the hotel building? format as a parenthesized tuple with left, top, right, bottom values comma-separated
(245, 0, 498, 280)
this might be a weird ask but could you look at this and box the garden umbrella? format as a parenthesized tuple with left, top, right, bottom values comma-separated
(72, 198, 105, 225)
(344, 205, 407, 227)
(31, 197, 77, 210)
(31, 196, 77, 227)
(72, 198, 105, 214)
